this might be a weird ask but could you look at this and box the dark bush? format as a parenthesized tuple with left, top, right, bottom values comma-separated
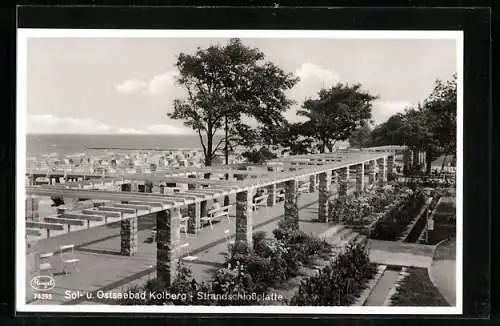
(118, 261, 212, 306)
(290, 243, 377, 306)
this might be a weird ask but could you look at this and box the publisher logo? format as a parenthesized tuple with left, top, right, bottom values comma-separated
(31, 276, 55, 291)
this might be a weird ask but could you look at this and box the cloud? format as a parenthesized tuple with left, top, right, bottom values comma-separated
(116, 71, 177, 96)
(295, 63, 341, 89)
(371, 100, 412, 125)
(27, 114, 190, 135)
(285, 63, 341, 123)
(28, 114, 114, 133)
(117, 128, 146, 134)
(144, 124, 191, 134)
(115, 79, 148, 95)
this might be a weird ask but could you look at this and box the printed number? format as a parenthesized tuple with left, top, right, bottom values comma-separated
(33, 293, 52, 300)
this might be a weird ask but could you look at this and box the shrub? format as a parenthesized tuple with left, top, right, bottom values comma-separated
(211, 262, 258, 305)
(290, 243, 376, 306)
(118, 261, 212, 306)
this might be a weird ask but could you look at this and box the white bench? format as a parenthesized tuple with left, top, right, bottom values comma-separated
(200, 205, 232, 229)
(252, 194, 269, 210)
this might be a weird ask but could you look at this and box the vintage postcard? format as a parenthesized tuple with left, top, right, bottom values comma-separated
(16, 29, 462, 314)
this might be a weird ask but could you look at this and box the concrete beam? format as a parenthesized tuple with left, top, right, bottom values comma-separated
(26, 221, 65, 231)
(98, 206, 137, 214)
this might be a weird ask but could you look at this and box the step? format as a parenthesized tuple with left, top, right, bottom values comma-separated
(331, 227, 354, 244)
(318, 224, 346, 240)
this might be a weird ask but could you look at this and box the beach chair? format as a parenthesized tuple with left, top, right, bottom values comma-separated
(60, 244, 80, 275)
(179, 243, 198, 262)
(37, 252, 54, 276)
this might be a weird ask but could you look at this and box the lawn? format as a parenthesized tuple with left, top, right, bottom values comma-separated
(390, 267, 449, 306)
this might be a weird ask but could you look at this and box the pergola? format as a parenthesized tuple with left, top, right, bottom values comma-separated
(25, 147, 421, 286)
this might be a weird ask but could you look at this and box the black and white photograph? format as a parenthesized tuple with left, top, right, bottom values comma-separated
(16, 29, 462, 314)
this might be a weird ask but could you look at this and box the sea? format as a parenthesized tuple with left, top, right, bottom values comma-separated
(26, 134, 224, 157)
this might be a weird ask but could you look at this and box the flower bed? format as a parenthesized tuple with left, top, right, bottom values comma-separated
(327, 185, 427, 240)
(118, 222, 334, 306)
(289, 242, 377, 306)
(370, 190, 426, 241)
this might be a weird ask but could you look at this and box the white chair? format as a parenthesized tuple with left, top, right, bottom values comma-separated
(179, 216, 190, 237)
(224, 229, 235, 247)
(179, 243, 198, 261)
(60, 244, 80, 275)
(38, 252, 54, 275)
(200, 215, 213, 229)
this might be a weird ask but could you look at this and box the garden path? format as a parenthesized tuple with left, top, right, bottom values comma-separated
(368, 240, 434, 268)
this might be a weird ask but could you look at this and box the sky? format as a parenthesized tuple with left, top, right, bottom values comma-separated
(25, 35, 457, 135)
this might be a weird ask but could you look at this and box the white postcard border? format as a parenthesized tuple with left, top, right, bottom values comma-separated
(16, 28, 464, 315)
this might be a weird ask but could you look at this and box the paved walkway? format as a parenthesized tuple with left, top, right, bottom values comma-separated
(368, 240, 435, 268)
(363, 269, 400, 306)
(26, 189, 339, 305)
(429, 238, 456, 306)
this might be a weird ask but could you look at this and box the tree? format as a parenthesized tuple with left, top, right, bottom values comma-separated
(242, 147, 277, 164)
(348, 124, 373, 148)
(423, 74, 457, 171)
(370, 113, 406, 146)
(369, 74, 457, 175)
(266, 122, 315, 155)
(168, 38, 299, 166)
(298, 83, 377, 153)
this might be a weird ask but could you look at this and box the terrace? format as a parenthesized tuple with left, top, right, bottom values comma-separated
(25, 147, 423, 305)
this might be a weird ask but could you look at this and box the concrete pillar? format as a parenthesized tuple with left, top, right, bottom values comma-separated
(355, 163, 364, 194)
(368, 160, 376, 185)
(26, 197, 39, 221)
(187, 202, 200, 234)
(266, 183, 277, 207)
(403, 150, 411, 175)
(145, 182, 153, 193)
(413, 150, 420, 169)
(309, 174, 316, 193)
(156, 208, 180, 287)
(318, 172, 330, 222)
(200, 200, 208, 220)
(377, 157, 387, 185)
(386, 155, 394, 179)
(160, 185, 165, 194)
(235, 190, 253, 246)
(120, 217, 138, 256)
(338, 167, 348, 197)
(284, 179, 299, 228)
